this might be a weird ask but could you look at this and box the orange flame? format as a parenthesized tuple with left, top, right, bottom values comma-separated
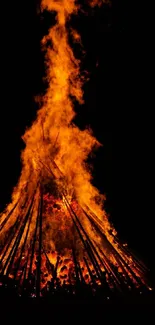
(0, 0, 148, 293)
(2, 0, 111, 243)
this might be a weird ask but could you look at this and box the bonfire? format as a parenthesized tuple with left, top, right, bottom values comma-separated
(0, 0, 151, 298)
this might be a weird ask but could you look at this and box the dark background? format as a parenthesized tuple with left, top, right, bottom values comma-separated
(0, 0, 154, 276)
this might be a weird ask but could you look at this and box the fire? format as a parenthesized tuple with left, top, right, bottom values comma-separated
(0, 0, 151, 297)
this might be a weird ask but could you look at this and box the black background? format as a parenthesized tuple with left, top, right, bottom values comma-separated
(0, 1, 154, 275)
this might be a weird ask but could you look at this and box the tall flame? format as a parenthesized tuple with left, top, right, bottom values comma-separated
(3, 0, 111, 239)
(0, 0, 149, 295)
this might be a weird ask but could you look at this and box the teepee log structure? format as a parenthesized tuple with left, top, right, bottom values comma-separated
(0, 0, 152, 298)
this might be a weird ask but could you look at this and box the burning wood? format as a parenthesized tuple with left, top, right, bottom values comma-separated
(0, 0, 152, 298)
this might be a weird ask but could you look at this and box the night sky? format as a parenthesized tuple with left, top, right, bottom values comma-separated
(0, 1, 154, 275)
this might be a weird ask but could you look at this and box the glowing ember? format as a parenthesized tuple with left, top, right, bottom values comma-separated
(0, 0, 151, 298)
